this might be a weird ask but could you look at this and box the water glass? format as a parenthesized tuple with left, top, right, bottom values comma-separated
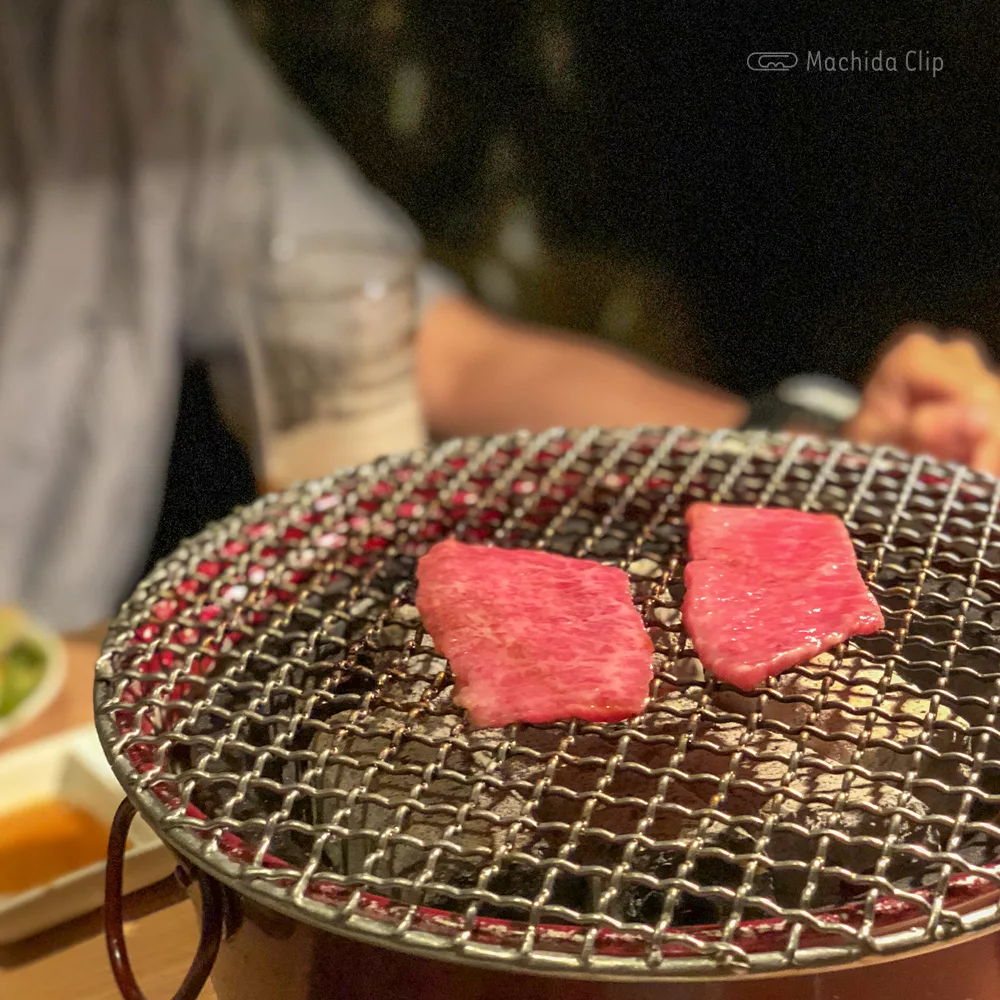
(250, 237, 427, 490)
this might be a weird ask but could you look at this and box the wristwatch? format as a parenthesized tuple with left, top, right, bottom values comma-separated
(739, 374, 861, 435)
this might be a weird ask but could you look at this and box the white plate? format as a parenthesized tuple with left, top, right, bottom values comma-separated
(0, 726, 176, 944)
(0, 621, 67, 744)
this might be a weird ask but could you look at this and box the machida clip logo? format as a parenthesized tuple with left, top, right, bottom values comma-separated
(747, 52, 799, 71)
(747, 49, 945, 78)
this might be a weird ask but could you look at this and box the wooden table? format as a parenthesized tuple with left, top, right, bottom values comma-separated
(0, 629, 217, 999)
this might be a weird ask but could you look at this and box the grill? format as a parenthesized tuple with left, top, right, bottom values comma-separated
(94, 426, 1000, 984)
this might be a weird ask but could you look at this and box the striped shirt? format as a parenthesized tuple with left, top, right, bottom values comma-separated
(0, 0, 456, 630)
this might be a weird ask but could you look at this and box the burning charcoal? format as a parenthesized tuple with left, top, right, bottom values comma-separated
(616, 852, 682, 926)
(715, 655, 970, 772)
(312, 709, 535, 882)
(533, 733, 635, 835)
(590, 724, 797, 854)
(505, 724, 574, 761)
(613, 843, 774, 928)
(807, 663, 969, 762)
(646, 675, 706, 724)
(763, 765, 933, 906)
(665, 654, 705, 686)
(536, 725, 726, 852)
(693, 722, 800, 820)
(476, 846, 600, 922)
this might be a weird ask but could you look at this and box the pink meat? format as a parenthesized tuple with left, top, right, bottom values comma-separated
(682, 504, 884, 690)
(415, 539, 654, 728)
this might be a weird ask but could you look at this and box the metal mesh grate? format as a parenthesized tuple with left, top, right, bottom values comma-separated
(94, 427, 1000, 977)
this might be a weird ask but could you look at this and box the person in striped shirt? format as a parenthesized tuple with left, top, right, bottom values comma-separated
(1, 0, 998, 630)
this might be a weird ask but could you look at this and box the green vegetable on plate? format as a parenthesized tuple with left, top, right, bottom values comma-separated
(0, 638, 47, 718)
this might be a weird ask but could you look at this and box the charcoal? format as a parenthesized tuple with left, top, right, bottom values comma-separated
(476, 848, 600, 922)
(763, 770, 932, 908)
(312, 704, 537, 881)
(301, 583, 986, 929)
(714, 655, 970, 771)
(613, 843, 774, 928)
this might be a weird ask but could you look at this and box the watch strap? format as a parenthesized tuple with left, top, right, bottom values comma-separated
(739, 392, 796, 432)
(739, 391, 849, 435)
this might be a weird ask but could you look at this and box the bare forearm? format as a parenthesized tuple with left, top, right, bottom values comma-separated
(417, 296, 748, 439)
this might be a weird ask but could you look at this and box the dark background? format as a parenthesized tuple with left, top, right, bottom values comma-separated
(147, 1, 1000, 569)
(233, 0, 1000, 398)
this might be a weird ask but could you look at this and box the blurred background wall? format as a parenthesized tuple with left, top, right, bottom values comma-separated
(229, 0, 1000, 400)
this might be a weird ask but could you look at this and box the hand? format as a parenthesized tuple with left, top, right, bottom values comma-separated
(842, 325, 1000, 475)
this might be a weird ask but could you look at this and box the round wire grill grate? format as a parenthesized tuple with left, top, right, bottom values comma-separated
(94, 427, 1000, 978)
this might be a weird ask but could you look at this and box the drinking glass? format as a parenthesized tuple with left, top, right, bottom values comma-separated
(249, 236, 427, 492)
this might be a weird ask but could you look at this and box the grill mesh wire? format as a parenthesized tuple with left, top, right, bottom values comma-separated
(94, 427, 1000, 976)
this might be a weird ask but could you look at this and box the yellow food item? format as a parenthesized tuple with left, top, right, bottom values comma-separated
(0, 606, 28, 657)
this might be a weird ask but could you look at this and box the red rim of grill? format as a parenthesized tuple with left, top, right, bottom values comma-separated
(94, 427, 1000, 977)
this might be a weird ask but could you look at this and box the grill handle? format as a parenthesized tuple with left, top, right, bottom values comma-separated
(105, 798, 224, 1000)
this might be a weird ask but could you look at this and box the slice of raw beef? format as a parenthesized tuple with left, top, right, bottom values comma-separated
(415, 539, 654, 728)
(682, 504, 884, 689)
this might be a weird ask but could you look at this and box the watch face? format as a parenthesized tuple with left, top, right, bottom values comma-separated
(776, 375, 860, 425)
(742, 383, 853, 435)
